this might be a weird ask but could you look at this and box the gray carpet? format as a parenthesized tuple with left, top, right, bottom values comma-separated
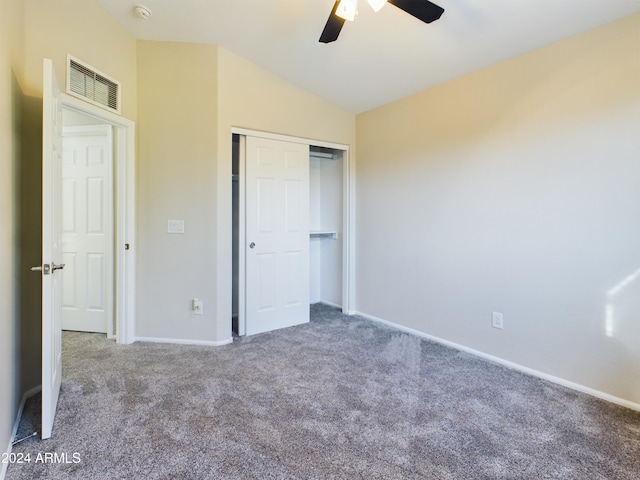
(7, 304, 640, 479)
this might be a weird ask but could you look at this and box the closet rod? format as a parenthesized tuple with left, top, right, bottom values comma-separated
(310, 151, 335, 160)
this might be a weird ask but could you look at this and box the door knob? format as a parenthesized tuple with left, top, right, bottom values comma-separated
(31, 263, 51, 275)
(249, 242, 255, 249)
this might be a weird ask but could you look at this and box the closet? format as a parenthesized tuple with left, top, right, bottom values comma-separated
(309, 146, 343, 308)
(232, 134, 347, 336)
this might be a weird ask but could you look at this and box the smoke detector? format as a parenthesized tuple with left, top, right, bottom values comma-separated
(134, 5, 152, 20)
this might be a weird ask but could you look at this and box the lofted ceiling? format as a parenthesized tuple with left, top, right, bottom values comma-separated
(96, 0, 640, 114)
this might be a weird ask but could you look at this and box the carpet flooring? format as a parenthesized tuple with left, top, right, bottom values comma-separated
(7, 304, 640, 479)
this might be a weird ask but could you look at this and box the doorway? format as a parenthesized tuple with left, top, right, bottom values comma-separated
(61, 114, 114, 336)
(60, 94, 136, 345)
(231, 129, 354, 337)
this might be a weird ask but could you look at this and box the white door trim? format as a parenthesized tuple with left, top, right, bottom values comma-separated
(233, 127, 355, 336)
(341, 146, 355, 315)
(238, 135, 247, 337)
(232, 127, 350, 152)
(60, 93, 136, 344)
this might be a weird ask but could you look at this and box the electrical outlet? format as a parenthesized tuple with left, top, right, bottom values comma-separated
(192, 298, 203, 315)
(492, 311, 503, 329)
(168, 219, 185, 234)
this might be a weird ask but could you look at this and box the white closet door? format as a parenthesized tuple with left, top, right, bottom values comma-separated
(245, 136, 310, 335)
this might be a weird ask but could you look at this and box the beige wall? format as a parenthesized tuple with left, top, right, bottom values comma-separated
(23, 0, 137, 120)
(135, 41, 219, 342)
(4, 6, 636, 456)
(355, 15, 640, 405)
(0, 0, 138, 455)
(135, 44, 355, 343)
(215, 48, 356, 341)
(217, 48, 355, 145)
(18, 0, 137, 370)
(0, 0, 24, 461)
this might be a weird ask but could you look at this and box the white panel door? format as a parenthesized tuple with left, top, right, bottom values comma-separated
(245, 136, 310, 335)
(61, 126, 113, 334)
(39, 58, 63, 439)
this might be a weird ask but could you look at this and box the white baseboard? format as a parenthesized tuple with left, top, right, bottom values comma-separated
(355, 310, 640, 412)
(1, 385, 41, 480)
(313, 300, 342, 309)
(134, 336, 233, 347)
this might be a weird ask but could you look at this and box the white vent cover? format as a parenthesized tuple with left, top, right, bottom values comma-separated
(66, 55, 121, 114)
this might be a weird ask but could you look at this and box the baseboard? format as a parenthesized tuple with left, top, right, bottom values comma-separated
(134, 336, 233, 347)
(312, 300, 342, 309)
(355, 311, 640, 412)
(1, 385, 41, 480)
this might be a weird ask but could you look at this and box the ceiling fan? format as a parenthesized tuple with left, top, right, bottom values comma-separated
(319, 0, 445, 43)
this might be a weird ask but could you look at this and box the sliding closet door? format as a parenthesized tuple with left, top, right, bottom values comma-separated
(245, 136, 310, 335)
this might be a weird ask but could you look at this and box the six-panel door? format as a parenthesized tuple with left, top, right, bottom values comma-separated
(245, 136, 310, 335)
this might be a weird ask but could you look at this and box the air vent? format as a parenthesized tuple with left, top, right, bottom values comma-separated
(66, 55, 121, 114)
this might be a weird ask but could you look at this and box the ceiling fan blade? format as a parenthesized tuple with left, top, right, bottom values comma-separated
(319, 1, 346, 43)
(388, 0, 445, 24)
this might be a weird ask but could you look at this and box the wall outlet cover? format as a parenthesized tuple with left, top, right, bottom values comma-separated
(492, 311, 503, 329)
(192, 298, 203, 315)
(168, 219, 185, 234)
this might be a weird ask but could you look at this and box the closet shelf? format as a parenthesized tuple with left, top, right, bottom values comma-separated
(310, 231, 338, 240)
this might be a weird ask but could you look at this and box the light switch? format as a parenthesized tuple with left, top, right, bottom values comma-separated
(168, 219, 185, 234)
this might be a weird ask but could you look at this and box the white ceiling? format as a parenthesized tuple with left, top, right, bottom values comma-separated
(96, 0, 640, 114)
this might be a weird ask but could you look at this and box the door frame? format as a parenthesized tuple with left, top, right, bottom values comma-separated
(60, 93, 136, 344)
(232, 127, 355, 337)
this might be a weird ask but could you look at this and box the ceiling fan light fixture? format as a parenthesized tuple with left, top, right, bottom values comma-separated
(319, 0, 444, 43)
(336, 0, 358, 22)
(367, 0, 387, 12)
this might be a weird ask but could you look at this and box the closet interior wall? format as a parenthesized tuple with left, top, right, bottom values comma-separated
(309, 147, 343, 308)
(232, 135, 239, 334)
